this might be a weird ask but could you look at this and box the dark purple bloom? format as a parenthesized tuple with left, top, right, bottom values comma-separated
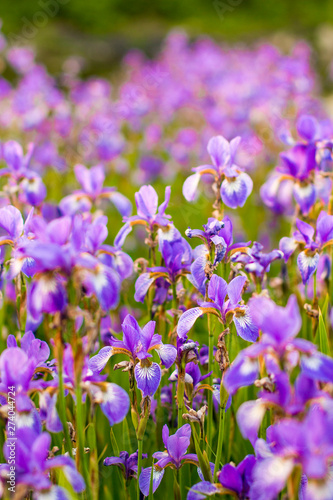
(104, 450, 148, 480)
(187, 455, 255, 500)
(139, 424, 198, 496)
(134, 226, 192, 302)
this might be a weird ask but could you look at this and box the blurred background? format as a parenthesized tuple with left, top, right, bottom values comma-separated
(2, 0, 333, 81)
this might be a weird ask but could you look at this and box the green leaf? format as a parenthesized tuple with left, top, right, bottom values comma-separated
(191, 424, 213, 483)
(317, 306, 330, 356)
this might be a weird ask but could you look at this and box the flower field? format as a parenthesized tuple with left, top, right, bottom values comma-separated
(0, 24, 333, 500)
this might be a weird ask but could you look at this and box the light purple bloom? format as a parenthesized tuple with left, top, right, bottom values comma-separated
(279, 213, 333, 284)
(183, 135, 253, 209)
(177, 274, 258, 342)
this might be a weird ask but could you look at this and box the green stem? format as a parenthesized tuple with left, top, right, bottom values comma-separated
(177, 365, 185, 428)
(213, 387, 226, 481)
(313, 270, 317, 305)
(207, 313, 214, 460)
(76, 383, 92, 499)
(57, 343, 73, 458)
(173, 470, 181, 500)
(137, 439, 143, 500)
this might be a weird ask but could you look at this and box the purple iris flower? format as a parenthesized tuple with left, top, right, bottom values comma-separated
(89, 315, 176, 397)
(135, 226, 192, 302)
(231, 241, 283, 283)
(122, 184, 172, 237)
(59, 163, 132, 216)
(261, 115, 331, 216)
(104, 450, 148, 480)
(0, 415, 85, 498)
(183, 135, 253, 209)
(187, 455, 256, 500)
(139, 424, 198, 496)
(3, 334, 62, 434)
(279, 213, 333, 284)
(223, 295, 333, 396)
(177, 274, 258, 342)
(236, 370, 327, 446)
(187, 216, 250, 294)
(250, 406, 333, 500)
(186, 218, 226, 268)
(0, 140, 46, 206)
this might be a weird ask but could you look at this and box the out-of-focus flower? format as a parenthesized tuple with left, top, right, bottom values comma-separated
(183, 135, 253, 209)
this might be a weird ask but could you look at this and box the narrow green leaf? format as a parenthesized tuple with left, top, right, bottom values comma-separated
(317, 307, 330, 356)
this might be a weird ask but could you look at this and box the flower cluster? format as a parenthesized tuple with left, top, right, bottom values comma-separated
(0, 20, 333, 500)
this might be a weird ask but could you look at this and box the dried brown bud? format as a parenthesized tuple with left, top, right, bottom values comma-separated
(254, 377, 274, 392)
(114, 360, 132, 372)
(182, 405, 208, 437)
(215, 328, 230, 373)
(304, 303, 319, 318)
(67, 421, 76, 442)
(134, 258, 149, 274)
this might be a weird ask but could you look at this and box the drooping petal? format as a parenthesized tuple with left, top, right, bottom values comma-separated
(233, 307, 259, 342)
(177, 308, 205, 338)
(297, 251, 319, 284)
(219, 464, 242, 494)
(29, 276, 67, 319)
(301, 353, 333, 383)
(134, 273, 156, 303)
(249, 457, 294, 500)
(47, 455, 86, 493)
(187, 481, 219, 500)
(100, 383, 130, 426)
(221, 172, 253, 209)
(135, 362, 161, 397)
(249, 294, 301, 343)
(293, 183, 316, 215)
(279, 237, 297, 262)
(109, 191, 132, 217)
(223, 354, 260, 395)
(139, 467, 165, 496)
(156, 344, 177, 368)
(88, 346, 113, 373)
(316, 212, 333, 246)
(182, 172, 201, 202)
(236, 400, 266, 445)
(0, 205, 24, 240)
